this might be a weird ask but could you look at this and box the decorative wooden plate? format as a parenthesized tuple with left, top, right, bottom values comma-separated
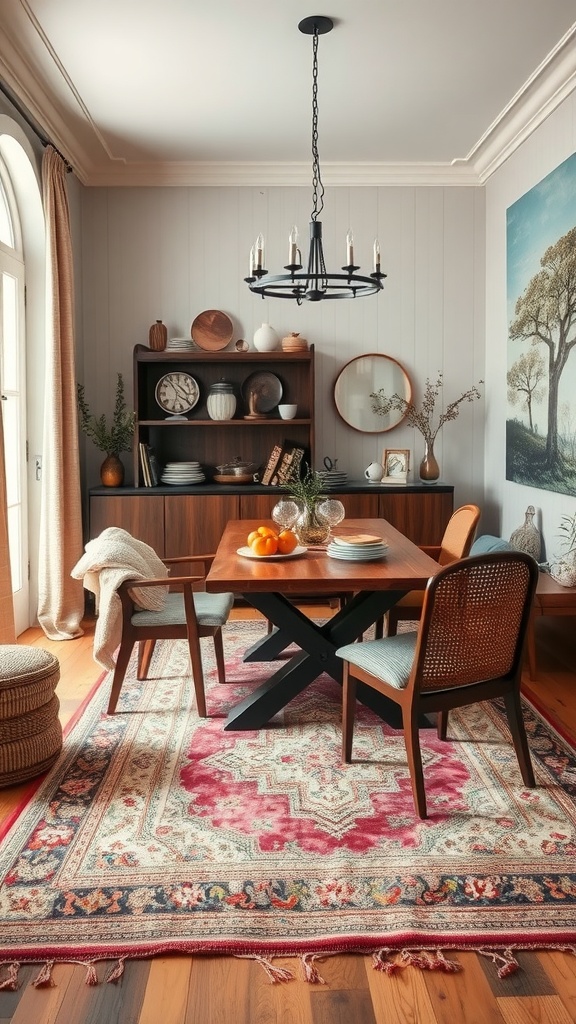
(191, 310, 234, 351)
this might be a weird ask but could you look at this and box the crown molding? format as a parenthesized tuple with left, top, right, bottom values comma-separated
(0, 13, 574, 188)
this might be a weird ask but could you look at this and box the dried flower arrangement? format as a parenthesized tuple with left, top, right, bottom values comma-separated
(76, 373, 135, 456)
(370, 373, 483, 446)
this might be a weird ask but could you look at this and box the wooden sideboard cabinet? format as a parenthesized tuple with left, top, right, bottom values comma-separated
(88, 484, 454, 555)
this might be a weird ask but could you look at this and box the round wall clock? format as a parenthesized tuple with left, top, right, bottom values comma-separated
(155, 372, 200, 415)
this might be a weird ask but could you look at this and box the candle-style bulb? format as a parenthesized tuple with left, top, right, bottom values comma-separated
(249, 245, 255, 275)
(289, 225, 299, 265)
(255, 233, 264, 271)
(346, 229, 354, 266)
(373, 238, 381, 272)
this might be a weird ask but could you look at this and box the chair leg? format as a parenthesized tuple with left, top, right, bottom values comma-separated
(503, 689, 536, 787)
(137, 639, 155, 679)
(186, 633, 207, 718)
(402, 707, 428, 818)
(374, 615, 385, 640)
(437, 709, 449, 740)
(341, 663, 357, 763)
(387, 610, 399, 637)
(107, 639, 134, 714)
(213, 627, 226, 685)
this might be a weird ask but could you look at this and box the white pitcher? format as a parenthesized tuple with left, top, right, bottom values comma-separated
(365, 462, 384, 482)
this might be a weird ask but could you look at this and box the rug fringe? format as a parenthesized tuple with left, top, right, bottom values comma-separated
(477, 947, 519, 978)
(400, 948, 462, 973)
(0, 962, 20, 991)
(105, 958, 126, 983)
(372, 948, 404, 975)
(234, 955, 294, 984)
(32, 960, 55, 988)
(299, 952, 341, 984)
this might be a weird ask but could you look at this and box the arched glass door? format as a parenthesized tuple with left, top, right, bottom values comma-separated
(0, 162, 28, 634)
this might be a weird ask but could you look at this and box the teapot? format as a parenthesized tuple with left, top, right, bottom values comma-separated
(365, 461, 384, 483)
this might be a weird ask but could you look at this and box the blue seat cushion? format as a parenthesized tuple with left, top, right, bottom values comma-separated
(470, 535, 512, 555)
(336, 632, 418, 690)
(132, 591, 234, 628)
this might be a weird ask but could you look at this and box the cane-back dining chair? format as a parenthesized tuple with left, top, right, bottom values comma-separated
(336, 550, 538, 818)
(376, 503, 481, 639)
(107, 554, 234, 717)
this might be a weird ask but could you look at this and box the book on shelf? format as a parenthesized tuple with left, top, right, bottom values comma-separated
(261, 443, 283, 486)
(270, 442, 306, 486)
(138, 442, 155, 487)
(147, 448, 160, 486)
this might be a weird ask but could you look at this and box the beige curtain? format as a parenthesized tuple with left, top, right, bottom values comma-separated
(0, 400, 16, 644)
(37, 146, 84, 639)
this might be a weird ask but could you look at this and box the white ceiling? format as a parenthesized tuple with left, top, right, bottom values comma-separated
(0, 0, 575, 186)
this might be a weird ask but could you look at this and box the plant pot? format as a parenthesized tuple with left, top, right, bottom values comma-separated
(550, 559, 576, 588)
(100, 454, 124, 487)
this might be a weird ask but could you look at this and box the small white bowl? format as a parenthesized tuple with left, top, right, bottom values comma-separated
(278, 404, 297, 419)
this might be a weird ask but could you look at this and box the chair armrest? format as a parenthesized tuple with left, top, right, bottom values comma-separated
(163, 554, 215, 570)
(420, 545, 441, 560)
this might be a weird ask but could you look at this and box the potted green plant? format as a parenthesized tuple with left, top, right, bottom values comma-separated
(77, 373, 136, 486)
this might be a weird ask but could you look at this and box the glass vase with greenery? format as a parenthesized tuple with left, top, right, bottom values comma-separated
(286, 467, 330, 545)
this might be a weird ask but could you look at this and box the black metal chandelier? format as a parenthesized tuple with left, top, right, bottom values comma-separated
(245, 16, 386, 303)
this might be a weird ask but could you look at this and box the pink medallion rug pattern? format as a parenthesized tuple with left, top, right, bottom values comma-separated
(0, 621, 575, 964)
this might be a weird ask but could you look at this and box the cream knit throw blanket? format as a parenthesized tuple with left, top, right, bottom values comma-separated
(71, 527, 168, 670)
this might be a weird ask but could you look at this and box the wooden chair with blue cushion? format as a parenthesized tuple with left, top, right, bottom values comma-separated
(107, 554, 234, 717)
(378, 503, 481, 638)
(336, 550, 538, 818)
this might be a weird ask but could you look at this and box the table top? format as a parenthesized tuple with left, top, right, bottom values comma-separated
(205, 518, 441, 595)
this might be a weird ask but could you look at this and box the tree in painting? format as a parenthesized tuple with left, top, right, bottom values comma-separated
(509, 226, 576, 470)
(507, 349, 545, 433)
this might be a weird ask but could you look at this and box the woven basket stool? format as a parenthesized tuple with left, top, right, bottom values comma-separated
(0, 646, 62, 788)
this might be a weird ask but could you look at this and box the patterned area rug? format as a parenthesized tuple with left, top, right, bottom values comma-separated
(1, 620, 575, 976)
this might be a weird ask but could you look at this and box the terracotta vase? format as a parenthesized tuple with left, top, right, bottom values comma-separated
(419, 441, 440, 483)
(100, 454, 124, 487)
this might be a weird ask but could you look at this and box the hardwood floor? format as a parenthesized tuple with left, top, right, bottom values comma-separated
(2, 609, 576, 1024)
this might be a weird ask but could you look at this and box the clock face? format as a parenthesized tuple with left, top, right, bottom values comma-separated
(155, 372, 200, 415)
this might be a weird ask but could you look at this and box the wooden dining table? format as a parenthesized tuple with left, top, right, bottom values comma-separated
(205, 518, 441, 730)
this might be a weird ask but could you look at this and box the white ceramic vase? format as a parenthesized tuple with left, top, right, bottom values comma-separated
(253, 323, 279, 352)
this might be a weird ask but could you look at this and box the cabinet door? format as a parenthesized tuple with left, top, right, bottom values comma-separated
(164, 494, 240, 556)
(379, 492, 453, 545)
(89, 495, 165, 554)
(239, 493, 281, 522)
(330, 493, 379, 519)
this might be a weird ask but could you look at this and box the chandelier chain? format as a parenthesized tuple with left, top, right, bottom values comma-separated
(311, 28, 324, 221)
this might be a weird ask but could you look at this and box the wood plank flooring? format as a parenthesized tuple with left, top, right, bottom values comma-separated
(1, 608, 575, 1024)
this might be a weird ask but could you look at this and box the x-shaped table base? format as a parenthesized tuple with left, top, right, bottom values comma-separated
(224, 588, 409, 730)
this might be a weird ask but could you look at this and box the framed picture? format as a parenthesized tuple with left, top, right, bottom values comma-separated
(382, 448, 410, 481)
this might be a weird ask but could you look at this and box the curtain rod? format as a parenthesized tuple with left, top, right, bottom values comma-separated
(0, 80, 73, 172)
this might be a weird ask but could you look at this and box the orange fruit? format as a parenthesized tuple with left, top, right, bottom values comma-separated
(257, 525, 277, 538)
(277, 529, 298, 554)
(247, 529, 261, 546)
(251, 534, 278, 556)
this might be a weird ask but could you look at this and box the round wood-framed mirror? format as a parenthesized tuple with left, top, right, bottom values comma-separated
(333, 354, 412, 433)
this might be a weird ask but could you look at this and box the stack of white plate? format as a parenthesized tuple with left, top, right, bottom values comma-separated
(160, 461, 205, 485)
(327, 533, 389, 562)
(167, 337, 195, 351)
(318, 470, 348, 489)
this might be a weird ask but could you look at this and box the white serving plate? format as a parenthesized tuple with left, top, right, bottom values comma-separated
(236, 545, 308, 561)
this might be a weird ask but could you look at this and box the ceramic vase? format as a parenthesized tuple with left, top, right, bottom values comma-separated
(149, 319, 167, 351)
(100, 454, 124, 487)
(253, 323, 279, 352)
(419, 441, 439, 483)
(207, 381, 236, 421)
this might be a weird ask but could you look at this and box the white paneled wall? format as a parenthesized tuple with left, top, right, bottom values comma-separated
(485, 91, 576, 558)
(79, 183, 486, 509)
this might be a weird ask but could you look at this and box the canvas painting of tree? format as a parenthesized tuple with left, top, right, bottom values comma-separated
(506, 152, 576, 495)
